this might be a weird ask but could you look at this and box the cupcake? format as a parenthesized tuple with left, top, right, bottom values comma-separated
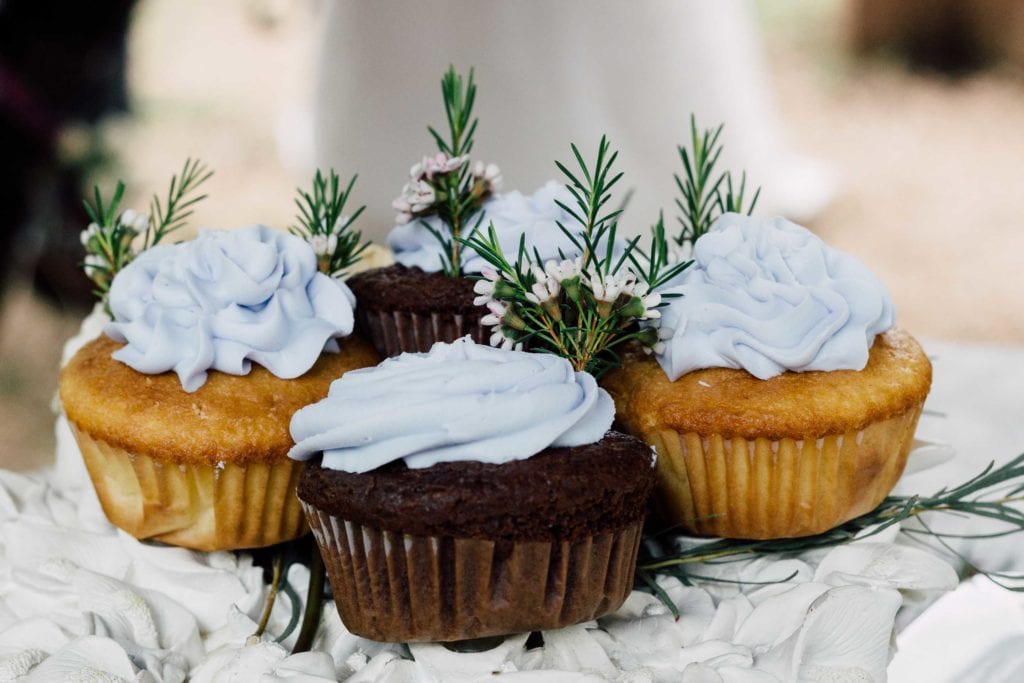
(60, 225, 379, 551)
(348, 181, 583, 356)
(288, 338, 656, 642)
(602, 214, 932, 540)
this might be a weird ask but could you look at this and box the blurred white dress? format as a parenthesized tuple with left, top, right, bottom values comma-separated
(312, 0, 834, 241)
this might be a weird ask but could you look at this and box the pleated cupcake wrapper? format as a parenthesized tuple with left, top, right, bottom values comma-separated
(357, 307, 487, 357)
(302, 502, 643, 642)
(647, 406, 924, 539)
(70, 425, 307, 551)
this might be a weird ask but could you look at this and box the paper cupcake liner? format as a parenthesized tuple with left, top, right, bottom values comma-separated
(302, 502, 643, 642)
(647, 406, 924, 539)
(70, 425, 307, 551)
(357, 307, 488, 357)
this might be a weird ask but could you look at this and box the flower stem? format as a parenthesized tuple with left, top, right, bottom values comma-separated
(292, 545, 326, 653)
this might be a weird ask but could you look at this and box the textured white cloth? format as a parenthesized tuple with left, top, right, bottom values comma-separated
(0, 427, 959, 682)
(6, 318, 1021, 680)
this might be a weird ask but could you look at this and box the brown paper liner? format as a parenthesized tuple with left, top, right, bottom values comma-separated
(302, 502, 643, 642)
(71, 425, 307, 551)
(356, 307, 488, 357)
(646, 406, 924, 539)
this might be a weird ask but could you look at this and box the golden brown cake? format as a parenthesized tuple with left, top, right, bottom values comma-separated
(61, 335, 379, 551)
(602, 329, 932, 539)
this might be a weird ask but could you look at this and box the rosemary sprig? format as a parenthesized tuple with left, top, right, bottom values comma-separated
(553, 136, 623, 274)
(627, 213, 693, 294)
(674, 115, 759, 247)
(144, 158, 213, 250)
(392, 65, 500, 276)
(464, 137, 685, 376)
(429, 66, 477, 158)
(289, 169, 369, 278)
(641, 452, 1024, 594)
(80, 158, 212, 310)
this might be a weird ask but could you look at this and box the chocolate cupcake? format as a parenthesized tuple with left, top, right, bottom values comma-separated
(352, 182, 582, 357)
(346, 263, 483, 356)
(289, 338, 656, 642)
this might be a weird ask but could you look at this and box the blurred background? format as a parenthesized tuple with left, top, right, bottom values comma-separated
(2, 0, 1023, 470)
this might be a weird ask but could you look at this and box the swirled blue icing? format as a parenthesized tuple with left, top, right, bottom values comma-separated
(288, 338, 615, 473)
(656, 214, 896, 381)
(105, 225, 355, 392)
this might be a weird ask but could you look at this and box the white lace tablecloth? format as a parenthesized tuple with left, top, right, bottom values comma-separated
(1, 331, 1021, 682)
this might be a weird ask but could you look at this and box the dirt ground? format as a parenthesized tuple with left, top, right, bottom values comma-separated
(2, 0, 1023, 471)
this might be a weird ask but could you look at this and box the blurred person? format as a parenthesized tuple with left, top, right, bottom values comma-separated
(0, 0, 136, 308)
(312, 0, 836, 242)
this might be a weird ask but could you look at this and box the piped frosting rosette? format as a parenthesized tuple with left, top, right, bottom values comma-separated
(656, 213, 896, 381)
(289, 337, 615, 472)
(388, 181, 583, 274)
(105, 224, 356, 392)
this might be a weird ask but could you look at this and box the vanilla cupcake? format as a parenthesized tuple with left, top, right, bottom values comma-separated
(60, 225, 379, 551)
(602, 214, 931, 539)
(348, 182, 585, 356)
(289, 338, 656, 642)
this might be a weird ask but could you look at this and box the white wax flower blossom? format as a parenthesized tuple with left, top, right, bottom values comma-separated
(525, 265, 560, 305)
(480, 300, 506, 327)
(472, 160, 503, 191)
(489, 328, 519, 351)
(412, 152, 468, 180)
(392, 179, 436, 223)
(83, 254, 107, 271)
(80, 222, 100, 246)
(639, 288, 662, 320)
(590, 271, 633, 303)
(309, 234, 338, 257)
(118, 208, 149, 234)
(545, 256, 582, 283)
(472, 267, 501, 306)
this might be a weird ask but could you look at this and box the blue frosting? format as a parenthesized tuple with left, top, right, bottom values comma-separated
(656, 214, 896, 380)
(105, 225, 355, 392)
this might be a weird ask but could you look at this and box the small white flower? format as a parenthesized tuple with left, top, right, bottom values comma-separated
(309, 233, 337, 256)
(640, 291, 662, 320)
(393, 179, 436, 222)
(589, 274, 618, 303)
(473, 267, 504, 305)
(544, 257, 581, 283)
(525, 267, 560, 305)
(473, 281, 495, 306)
(119, 208, 149, 233)
(132, 212, 149, 233)
(407, 180, 435, 211)
(488, 327, 521, 351)
(420, 152, 467, 179)
(83, 254, 107, 271)
(590, 272, 632, 303)
(80, 222, 100, 246)
(480, 300, 507, 327)
(472, 161, 503, 192)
